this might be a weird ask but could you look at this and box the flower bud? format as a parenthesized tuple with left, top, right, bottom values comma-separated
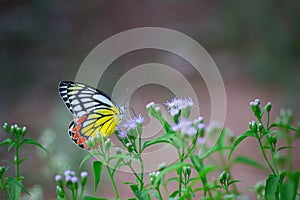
(55, 174, 63, 188)
(21, 126, 27, 137)
(219, 171, 230, 185)
(183, 166, 191, 179)
(249, 121, 257, 132)
(11, 125, 16, 134)
(56, 186, 65, 198)
(80, 171, 88, 186)
(258, 123, 264, 132)
(71, 176, 78, 190)
(158, 162, 166, 171)
(266, 102, 272, 112)
(0, 166, 6, 178)
(115, 147, 122, 154)
(3, 123, 9, 132)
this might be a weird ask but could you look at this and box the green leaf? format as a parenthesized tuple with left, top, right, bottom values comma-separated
(20, 138, 48, 154)
(83, 197, 110, 200)
(262, 130, 277, 137)
(270, 123, 300, 133)
(280, 171, 300, 200)
(265, 175, 278, 200)
(80, 152, 99, 168)
(93, 161, 103, 192)
(142, 133, 174, 151)
(190, 155, 203, 173)
(228, 131, 256, 160)
(232, 156, 267, 172)
(169, 190, 179, 198)
(8, 140, 15, 151)
(277, 146, 294, 152)
(228, 179, 242, 185)
(6, 177, 30, 199)
(129, 183, 139, 195)
(0, 138, 13, 146)
(135, 189, 151, 200)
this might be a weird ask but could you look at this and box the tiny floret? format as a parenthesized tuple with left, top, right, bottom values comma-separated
(166, 97, 194, 116)
(71, 176, 78, 183)
(172, 118, 197, 136)
(146, 102, 155, 108)
(197, 123, 205, 130)
(197, 137, 205, 144)
(55, 174, 62, 182)
(250, 98, 260, 106)
(118, 130, 127, 139)
(64, 170, 75, 177)
(65, 175, 72, 182)
(80, 171, 88, 178)
(135, 114, 144, 124)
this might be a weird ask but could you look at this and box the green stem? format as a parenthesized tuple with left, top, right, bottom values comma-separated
(79, 186, 84, 200)
(177, 147, 184, 197)
(286, 134, 292, 170)
(15, 140, 19, 180)
(71, 188, 75, 200)
(162, 176, 169, 197)
(138, 156, 144, 191)
(106, 166, 120, 199)
(138, 132, 144, 191)
(125, 161, 142, 183)
(156, 188, 163, 200)
(258, 137, 276, 176)
(267, 111, 270, 130)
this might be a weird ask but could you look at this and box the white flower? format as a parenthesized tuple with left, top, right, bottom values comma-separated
(197, 137, 205, 144)
(165, 97, 194, 116)
(250, 98, 260, 106)
(135, 114, 144, 124)
(172, 118, 197, 136)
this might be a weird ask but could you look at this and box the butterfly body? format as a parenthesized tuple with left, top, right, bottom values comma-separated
(58, 81, 123, 150)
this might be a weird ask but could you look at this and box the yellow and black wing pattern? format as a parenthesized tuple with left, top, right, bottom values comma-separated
(58, 81, 122, 150)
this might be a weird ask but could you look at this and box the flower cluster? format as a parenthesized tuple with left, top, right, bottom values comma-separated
(55, 169, 88, 199)
(165, 97, 194, 117)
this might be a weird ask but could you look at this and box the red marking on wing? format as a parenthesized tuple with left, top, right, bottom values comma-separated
(73, 124, 82, 132)
(77, 115, 87, 124)
(74, 132, 80, 139)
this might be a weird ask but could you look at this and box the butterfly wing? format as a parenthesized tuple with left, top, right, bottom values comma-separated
(59, 81, 122, 150)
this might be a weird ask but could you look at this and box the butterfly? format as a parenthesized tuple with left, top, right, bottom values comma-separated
(58, 81, 124, 150)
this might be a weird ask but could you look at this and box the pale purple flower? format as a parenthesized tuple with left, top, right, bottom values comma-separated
(65, 175, 72, 182)
(197, 137, 205, 144)
(197, 123, 205, 130)
(135, 114, 144, 124)
(64, 170, 75, 177)
(55, 174, 62, 182)
(155, 106, 161, 111)
(146, 102, 155, 109)
(71, 176, 78, 183)
(115, 147, 121, 154)
(250, 98, 260, 106)
(126, 142, 131, 147)
(80, 171, 88, 178)
(122, 119, 137, 130)
(193, 116, 204, 124)
(172, 118, 197, 136)
(118, 130, 127, 139)
(166, 97, 194, 116)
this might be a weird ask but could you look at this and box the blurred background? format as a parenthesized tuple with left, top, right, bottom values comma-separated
(0, 0, 299, 199)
